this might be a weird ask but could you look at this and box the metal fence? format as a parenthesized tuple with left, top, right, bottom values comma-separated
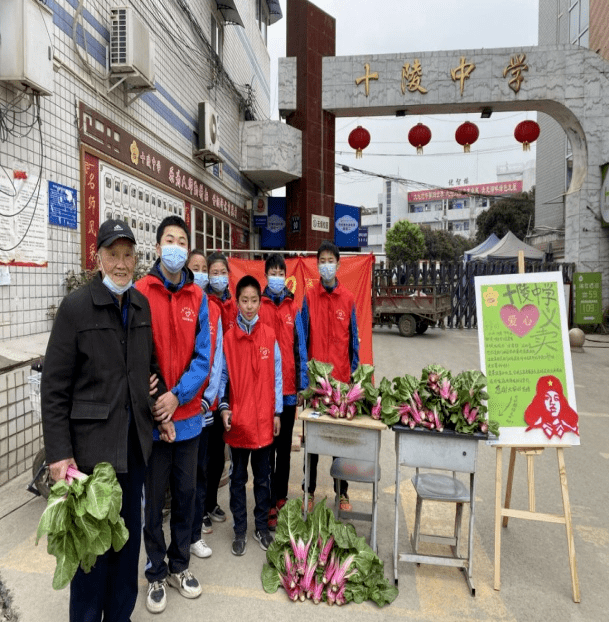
(377, 261, 575, 329)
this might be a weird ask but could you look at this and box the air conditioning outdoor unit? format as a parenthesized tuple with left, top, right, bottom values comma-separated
(195, 102, 221, 159)
(110, 6, 155, 87)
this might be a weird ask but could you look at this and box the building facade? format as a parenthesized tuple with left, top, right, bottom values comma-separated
(0, 0, 285, 485)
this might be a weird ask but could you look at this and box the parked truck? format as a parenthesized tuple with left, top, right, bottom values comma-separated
(371, 269, 451, 337)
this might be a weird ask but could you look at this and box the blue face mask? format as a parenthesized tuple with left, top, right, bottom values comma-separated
(193, 272, 209, 289)
(319, 263, 337, 282)
(102, 274, 132, 296)
(160, 245, 188, 274)
(267, 276, 285, 295)
(209, 275, 229, 293)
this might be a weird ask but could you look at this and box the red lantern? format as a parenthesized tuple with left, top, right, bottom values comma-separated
(455, 121, 479, 153)
(348, 126, 371, 159)
(514, 120, 540, 151)
(408, 123, 432, 154)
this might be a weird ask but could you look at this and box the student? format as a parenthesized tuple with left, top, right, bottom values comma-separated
(203, 252, 238, 525)
(41, 220, 167, 622)
(136, 217, 211, 614)
(219, 275, 282, 556)
(258, 254, 308, 529)
(187, 250, 224, 554)
(300, 240, 360, 511)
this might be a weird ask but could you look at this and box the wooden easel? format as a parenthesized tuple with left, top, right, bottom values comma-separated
(493, 252, 580, 602)
(494, 445, 580, 602)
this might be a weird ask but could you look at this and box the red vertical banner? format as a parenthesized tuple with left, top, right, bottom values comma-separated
(82, 152, 100, 270)
(227, 254, 375, 367)
(184, 201, 191, 230)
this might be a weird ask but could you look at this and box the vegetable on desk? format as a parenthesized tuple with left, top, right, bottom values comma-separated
(261, 499, 398, 607)
(35, 462, 129, 590)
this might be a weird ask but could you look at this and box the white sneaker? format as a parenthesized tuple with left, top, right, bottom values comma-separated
(167, 569, 202, 599)
(190, 539, 212, 558)
(146, 579, 167, 613)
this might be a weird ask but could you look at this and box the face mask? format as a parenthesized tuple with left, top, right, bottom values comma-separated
(193, 272, 209, 289)
(240, 313, 258, 328)
(209, 275, 229, 293)
(319, 263, 337, 282)
(102, 274, 132, 296)
(267, 276, 285, 295)
(161, 245, 188, 274)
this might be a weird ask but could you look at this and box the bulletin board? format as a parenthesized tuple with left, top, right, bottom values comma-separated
(475, 271, 579, 446)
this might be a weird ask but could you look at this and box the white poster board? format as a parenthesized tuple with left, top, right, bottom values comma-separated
(475, 271, 579, 446)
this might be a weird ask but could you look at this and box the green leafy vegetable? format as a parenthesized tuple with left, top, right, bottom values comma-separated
(262, 498, 398, 607)
(36, 462, 129, 590)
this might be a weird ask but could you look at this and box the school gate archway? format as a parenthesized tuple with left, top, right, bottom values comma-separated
(279, 7, 609, 307)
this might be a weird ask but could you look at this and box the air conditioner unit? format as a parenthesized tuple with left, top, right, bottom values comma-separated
(110, 6, 155, 87)
(196, 102, 221, 156)
(0, 0, 54, 96)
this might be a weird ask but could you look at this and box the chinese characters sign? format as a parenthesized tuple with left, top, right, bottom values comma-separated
(475, 272, 579, 446)
(408, 180, 522, 202)
(352, 53, 528, 98)
(573, 272, 602, 324)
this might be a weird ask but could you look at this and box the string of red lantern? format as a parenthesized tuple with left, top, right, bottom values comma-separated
(348, 126, 371, 158)
(408, 123, 432, 154)
(455, 121, 479, 153)
(514, 120, 540, 151)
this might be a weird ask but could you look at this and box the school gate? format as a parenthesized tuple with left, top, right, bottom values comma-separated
(278, 0, 609, 309)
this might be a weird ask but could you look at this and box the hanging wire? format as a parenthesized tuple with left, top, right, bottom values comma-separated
(0, 95, 45, 251)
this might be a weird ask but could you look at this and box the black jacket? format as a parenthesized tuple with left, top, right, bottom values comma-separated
(41, 273, 166, 473)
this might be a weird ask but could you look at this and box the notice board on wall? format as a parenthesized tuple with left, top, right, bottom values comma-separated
(0, 175, 48, 266)
(475, 271, 579, 446)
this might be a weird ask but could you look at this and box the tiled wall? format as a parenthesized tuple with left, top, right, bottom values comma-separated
(0, 0, 274, 486)
(0, 366, 43, 487)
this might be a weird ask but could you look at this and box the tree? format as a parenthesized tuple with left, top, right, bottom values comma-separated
(385, 220, 426, 265)
(475, 188, 535, 244)
(420, 226, 471, 262)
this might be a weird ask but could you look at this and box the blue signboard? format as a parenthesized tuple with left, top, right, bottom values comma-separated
(334, 203, 359, 248)
(358, 226, 368, 247)
(261, 197, 286, 248)
(48, 181, 77, 229)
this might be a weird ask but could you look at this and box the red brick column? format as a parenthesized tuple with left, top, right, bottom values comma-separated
(285, 0, 336, 251)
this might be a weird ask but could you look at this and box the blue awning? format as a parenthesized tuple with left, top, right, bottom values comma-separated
(266, 0, 283, 24)
(464, 233, 500, 261)
(216, 1, 244, 27)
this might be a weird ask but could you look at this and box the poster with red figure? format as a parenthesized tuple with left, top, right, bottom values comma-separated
(475, 271, 579, 446)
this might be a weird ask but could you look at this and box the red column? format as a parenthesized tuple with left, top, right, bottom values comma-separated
(286, 0, 336, 251)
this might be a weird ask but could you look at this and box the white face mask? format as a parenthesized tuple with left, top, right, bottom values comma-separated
(319, 263, 337, 282)
(161, 245, 188, 274)
(102, 274, 132, 296)
(193, 272, 209, 289)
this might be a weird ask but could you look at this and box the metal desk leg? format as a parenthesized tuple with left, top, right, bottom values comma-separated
(370, 432, 379, 553)
(393, 437, 401, 586)
(303, 422, 310, 520)
(465, 471, 476, 596)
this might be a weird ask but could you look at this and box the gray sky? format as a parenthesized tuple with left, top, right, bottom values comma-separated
(267, 0, 540, 207)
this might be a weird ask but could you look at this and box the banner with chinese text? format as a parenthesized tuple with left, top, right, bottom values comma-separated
(573, 272, 602, 325)
(228, 254, 375, 368)
(475, 272, 579, 446)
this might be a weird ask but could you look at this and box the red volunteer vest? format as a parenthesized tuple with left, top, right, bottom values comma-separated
(135, 275, 205, 422)
(259, 295, 297, 395)
(222, 321, 276, 449)
(306, 281, 355, 384)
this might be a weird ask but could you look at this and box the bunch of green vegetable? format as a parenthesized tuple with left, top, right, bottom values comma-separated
(261, 499, 398, 606)
(300, 359, 374, 420)
(36, 462, 129, 590)
(368, 364, 499, 437)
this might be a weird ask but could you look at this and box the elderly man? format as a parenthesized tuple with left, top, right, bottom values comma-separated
(42, 219, 167, 622)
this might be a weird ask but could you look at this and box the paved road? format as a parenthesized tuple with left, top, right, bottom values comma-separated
(0, 326, 607, 621)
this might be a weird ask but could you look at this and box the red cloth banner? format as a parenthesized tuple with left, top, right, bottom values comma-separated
(227, 254, 375, 367)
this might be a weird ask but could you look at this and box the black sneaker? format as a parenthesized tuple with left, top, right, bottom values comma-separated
(201, 514, 213, 534)
(209, 505, 227, 522)
(232, 533, 247, 556)
(253, 529, 274, 551)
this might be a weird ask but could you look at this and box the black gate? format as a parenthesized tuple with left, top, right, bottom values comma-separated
(382, 261, 575, 329)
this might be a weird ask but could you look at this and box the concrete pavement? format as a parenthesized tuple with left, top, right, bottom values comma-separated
(1, 326, 608, 621)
